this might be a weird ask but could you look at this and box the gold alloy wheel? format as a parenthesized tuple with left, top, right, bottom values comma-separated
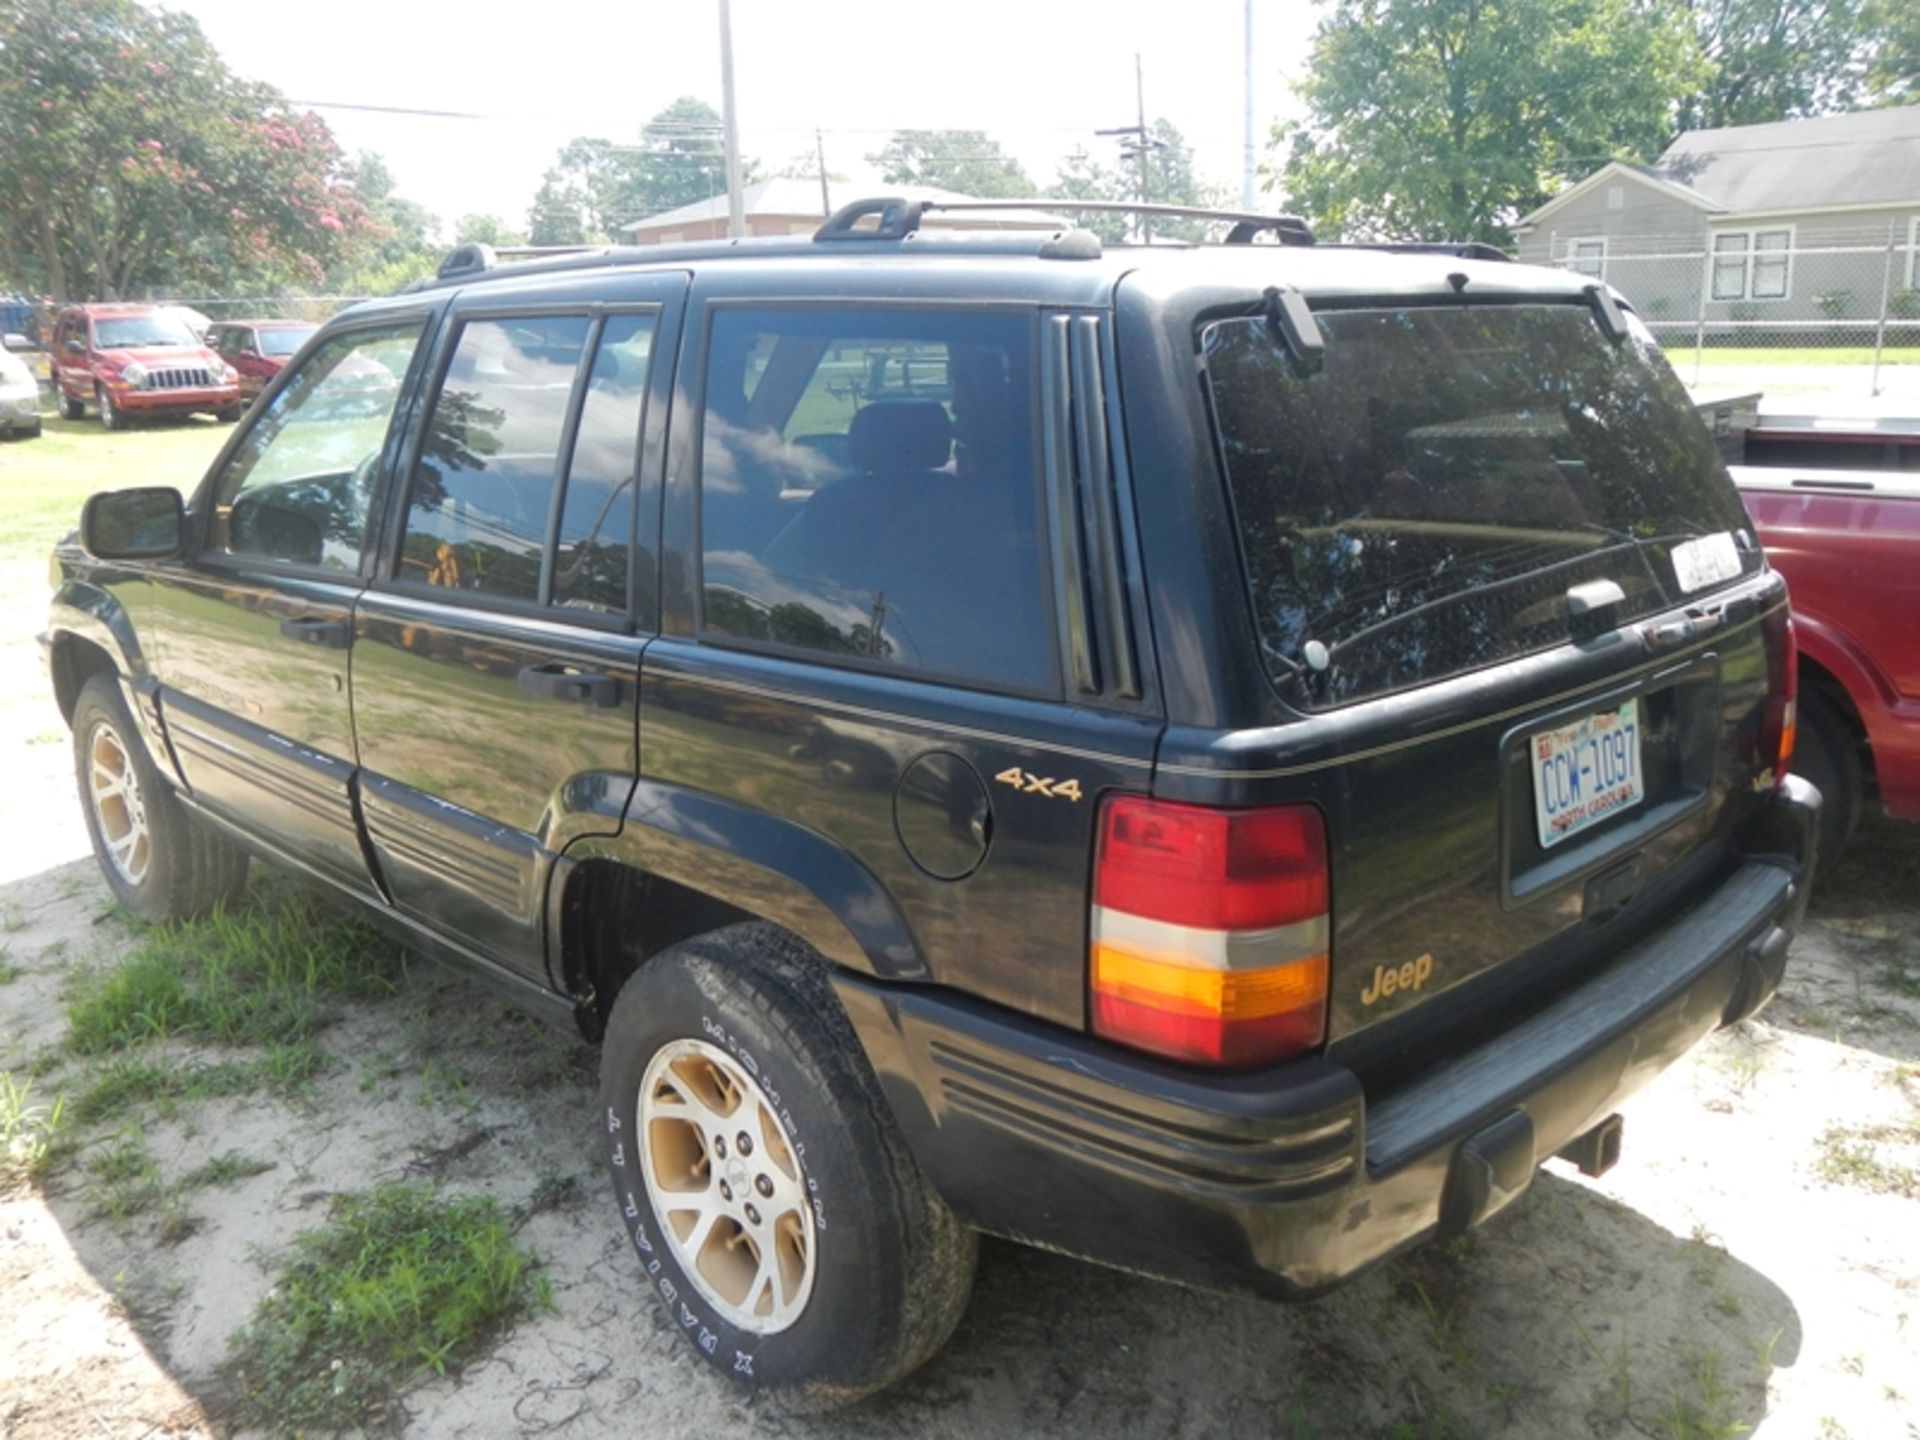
(639, 1037, 817, 1334)
(87, 720, 150, 886)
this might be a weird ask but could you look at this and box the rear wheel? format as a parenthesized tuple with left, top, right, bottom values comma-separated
(72, 674, 250, 922)
(600, 924, 976, 1408)
(1794, 687, 1862, 873)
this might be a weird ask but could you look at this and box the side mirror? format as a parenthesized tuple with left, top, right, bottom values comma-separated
(81, 487, 184, 560)
(2, 333, 30, 353)
(64, 338, 86, 356)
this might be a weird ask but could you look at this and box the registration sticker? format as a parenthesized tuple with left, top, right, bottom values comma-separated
(1533, 699, 1644, 849)
(1669, 532, 1742, 595)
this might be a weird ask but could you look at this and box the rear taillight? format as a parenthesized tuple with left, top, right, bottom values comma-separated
(1090, 797, 1329, 1067)
(1762, 613, 1798, 789)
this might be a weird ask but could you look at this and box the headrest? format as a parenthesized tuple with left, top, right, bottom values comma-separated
(847, 400, 953, 472)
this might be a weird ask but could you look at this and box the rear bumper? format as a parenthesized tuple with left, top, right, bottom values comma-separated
(836, 776, 1818, 1299)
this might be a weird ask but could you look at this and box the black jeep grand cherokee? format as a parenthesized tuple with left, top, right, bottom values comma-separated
(46, 198, 1817, 1406)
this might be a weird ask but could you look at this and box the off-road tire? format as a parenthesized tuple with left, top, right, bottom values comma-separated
(72, 673, 250, 922)
(59, 388, 84, 421)
(96, 383, 122, 431)
(599, 923, 976, 1408)
(1794, 687, 1862, 873)
(216, 403, 243, 424)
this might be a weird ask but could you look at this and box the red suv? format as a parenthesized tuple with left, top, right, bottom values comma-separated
(207, 319, 319, 402)
(51, 304, 241, 430)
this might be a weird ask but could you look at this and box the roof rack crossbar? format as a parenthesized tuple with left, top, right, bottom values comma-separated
(1319, 241, 1511, 262)
(812, 195, 1315, 246)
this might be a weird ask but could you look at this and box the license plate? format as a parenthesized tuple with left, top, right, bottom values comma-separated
(1532, 699, 1643, 849)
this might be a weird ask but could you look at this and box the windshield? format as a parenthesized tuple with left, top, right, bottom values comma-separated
(258, 326, 315, 357)
(1203, 302, 1761, 708)
(93, 314, 198, 349)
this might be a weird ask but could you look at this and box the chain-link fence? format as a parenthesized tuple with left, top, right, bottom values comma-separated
(1545, 223, 1920, 401)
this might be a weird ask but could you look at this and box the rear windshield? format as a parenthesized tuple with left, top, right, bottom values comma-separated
(1202, 302, 1761, 707)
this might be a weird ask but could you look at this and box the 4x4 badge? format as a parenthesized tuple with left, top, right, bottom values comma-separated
(994, 767, 1082, 802)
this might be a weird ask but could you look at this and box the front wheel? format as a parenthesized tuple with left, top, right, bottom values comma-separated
(600, 925, 976, 1408)
(96, 383, 123, 431)
(216, 403, 243, 423)
(72, 673, 250, 922)
(59, 388, 84, 421)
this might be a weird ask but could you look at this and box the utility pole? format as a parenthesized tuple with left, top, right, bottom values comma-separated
(718, 0, 745, 239)
(816, 127, 832, 218)
(1242, 0, 1256, 210)
(1096, 53, 1165, 244)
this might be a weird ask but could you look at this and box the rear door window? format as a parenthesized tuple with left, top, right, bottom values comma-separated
(1202, 303, 1761, 707)
(399, 315, 592, 602)
(698, 307, 1051, 691)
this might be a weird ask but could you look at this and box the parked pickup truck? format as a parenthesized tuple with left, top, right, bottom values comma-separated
(1731, 462, 1920, 865)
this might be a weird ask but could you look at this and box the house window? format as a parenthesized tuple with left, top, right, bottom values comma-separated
(1569, 238, 1607, 279)
(1712, 228, 1793, 301)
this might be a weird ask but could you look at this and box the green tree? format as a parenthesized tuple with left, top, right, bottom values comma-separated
(0, 0, 370, 299)
(1674, 0, 1883, 129)
(528, 98, 760, 241)
(1865, 0, 1919, 104)
(328, 153, 439, 296)
(867, 130, 1038, 197)
(454, 214, 527, 248)
(1276, 0, 1704, 244)
(1048, 122, 1223, 241)
(1048, 146, 1133, 243)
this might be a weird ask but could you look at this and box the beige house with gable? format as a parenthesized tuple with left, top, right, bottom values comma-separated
(1512, 109, 1920, 329)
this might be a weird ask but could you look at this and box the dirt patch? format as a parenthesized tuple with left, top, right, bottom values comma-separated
(3, 530, 1919, 1436)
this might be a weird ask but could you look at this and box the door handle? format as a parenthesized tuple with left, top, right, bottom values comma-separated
(518, 662, 621, 708)
(278, 616, 350, 649)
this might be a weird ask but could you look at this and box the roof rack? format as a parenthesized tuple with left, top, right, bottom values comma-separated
(1319, 241, 1511, 262)
(815, 195, 1315, 246)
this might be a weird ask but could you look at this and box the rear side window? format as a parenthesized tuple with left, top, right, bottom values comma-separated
(400, 315, 592, 602)
(698, 308, 1051, 691)
(1203, 303, 1761, 707)
(553, 314, 653, 612)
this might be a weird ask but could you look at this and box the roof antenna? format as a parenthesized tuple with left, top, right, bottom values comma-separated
(1447, 271, 1469, 294)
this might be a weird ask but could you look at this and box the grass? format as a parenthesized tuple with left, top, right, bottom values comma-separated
(0, 411, 228, 556)
(224, 1184, 549, 1432)
(0, 1071, 67, 1186)
(1814, 1123, 1920, 1198)
(70, 1039, 327, 1125)
(65, 888, 403, 1055)
(1661, 344, 1920, 367)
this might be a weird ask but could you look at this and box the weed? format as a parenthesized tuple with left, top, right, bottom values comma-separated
(415, 1058, 475, 1112)
(1, 1072, 67, 1184)
(85, 1125, 193, 1240)
(1814, 1124, 1920, 1198)
(0, 902, 25, 933)
(1405, 1280, 1475, 1371)
(0, 958, 17, 987)
(1818, 1419, 1847, 1439)
(225, 1184, 549, 1432)
(184, 1151, 274, 1189)
(1651, 1348, 1748, 1440)
(1879, 966, 1920, 1000)
(66, 890, 402, 1054)
(71, 1039, 330, 1126)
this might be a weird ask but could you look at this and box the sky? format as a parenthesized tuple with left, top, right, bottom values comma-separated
(172, 0, 1322, 237)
